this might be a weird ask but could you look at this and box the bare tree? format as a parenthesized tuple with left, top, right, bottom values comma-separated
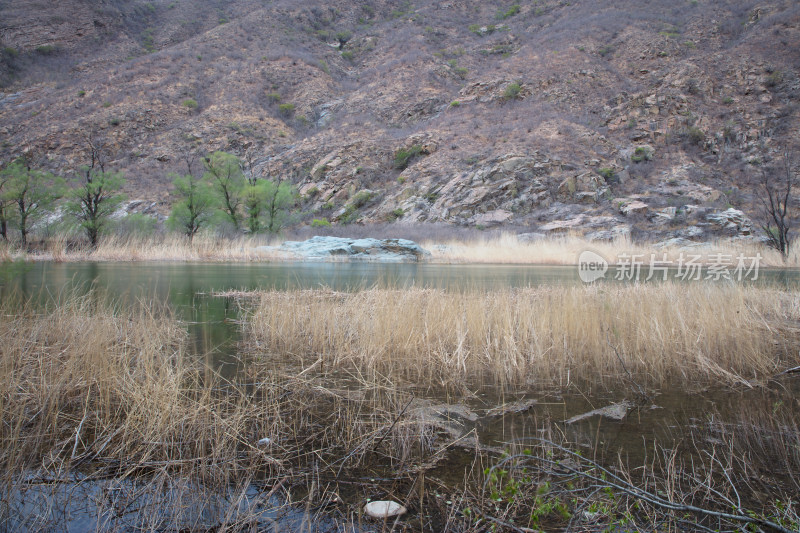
(757, 151, 795, 257)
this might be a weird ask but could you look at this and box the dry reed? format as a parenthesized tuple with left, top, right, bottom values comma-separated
(243, 284, 800, 389)
(0, 292, 417, 530)
(424, 232, 800, 267)
(6, 230, 798, 267)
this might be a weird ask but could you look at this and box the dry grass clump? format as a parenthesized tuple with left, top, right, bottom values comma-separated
(18, 233, 283, 262)
(0, 293, 424, 530)
(425, 232, 800, 267)
(243, 284, 800, 389)
(88, 233, 282, 262)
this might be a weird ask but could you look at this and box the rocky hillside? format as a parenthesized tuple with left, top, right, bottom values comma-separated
(1, 0, 798, 241)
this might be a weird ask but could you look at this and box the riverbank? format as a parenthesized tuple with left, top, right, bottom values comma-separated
(2, 231, 798, 267)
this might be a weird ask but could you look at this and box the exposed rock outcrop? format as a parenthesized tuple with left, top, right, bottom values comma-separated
(261, 236, 430, 262)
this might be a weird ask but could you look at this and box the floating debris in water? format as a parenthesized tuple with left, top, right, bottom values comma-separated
(486, 398, 538, 417)
(565, 400, 633, 424)
(364, 500, 407, 519)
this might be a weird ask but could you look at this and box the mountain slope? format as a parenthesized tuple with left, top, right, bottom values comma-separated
(1, 0, 798, 239)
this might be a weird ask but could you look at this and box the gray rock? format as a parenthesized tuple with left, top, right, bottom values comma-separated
(262, 236, 431, 262)
(677, 225, 704, 239)
(706, 208, 753, 236)
(653, 237, 705, 249)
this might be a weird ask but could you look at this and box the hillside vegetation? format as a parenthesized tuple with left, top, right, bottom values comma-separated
(1, 0, 798, 241)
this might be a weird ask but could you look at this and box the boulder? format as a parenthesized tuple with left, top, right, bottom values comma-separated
(618, 200, 648, 216)
(706, 208, 753, 236)
(262, 236, 431, 262)
(469, 209, 512, 226)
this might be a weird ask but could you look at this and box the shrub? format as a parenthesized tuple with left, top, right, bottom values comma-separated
(598, 46, 614, 57)
(112, 213, 158, 237)
(502, 81, 522, 101)
(341, 50, 354, 61)
(450, 100, 461, 107)
(394, 145, 423, 170)
(597, 168, 616, 181)
(35, 44, 57, 55)
(311, 218, 331, 227)
(266, 92, 281, 103)
(722, 96, 734, 105)
(278, 103, 295, 117)
(109, 117, 121, 126)
(77, 90, 86, 97)
(335, 30, 352, 50)
(182, 98, 198, 109)
(631, 146, 653, 163)
(496, 4, 521, 20)
(765, 71, 783, 88)
(387, 208, 405, 221)
(350, 190, 374, 208)
(685, 126, 705, 145)
(469, 24, 496, 36)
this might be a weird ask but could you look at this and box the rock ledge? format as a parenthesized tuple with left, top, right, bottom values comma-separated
(261, 236, 431, 262)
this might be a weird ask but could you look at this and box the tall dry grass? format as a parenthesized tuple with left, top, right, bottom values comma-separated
(7, 229, 799, 266)
(89, 233, 283, 261)
(0, 292, 415, 530)
(243, 284, 800, 389)
(425, 232, 800, 267)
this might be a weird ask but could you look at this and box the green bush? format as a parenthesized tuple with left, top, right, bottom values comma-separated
(109, 117, 121, 126)
(112, 213, 158, 237)
(496, 4, 521, 20)
(278, 103, 295, 117)
(350, 190, 374, 208)
(598, 46, 614, 57)
(469, 24, 496, 36)
(35, 44, 57, 55)
(597, 168, 616, 181)
(311, 218, 331, 227)
(182, 98, 198, 109)
(387, 208, 405, 221)
(502, 81, 522, 101)
(335, 30, 352, 50)
(685, 126, 705, 145)
(266, 92, 281, 103)
(393, 145, 424, 170)
(631, 146, 654, 163)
